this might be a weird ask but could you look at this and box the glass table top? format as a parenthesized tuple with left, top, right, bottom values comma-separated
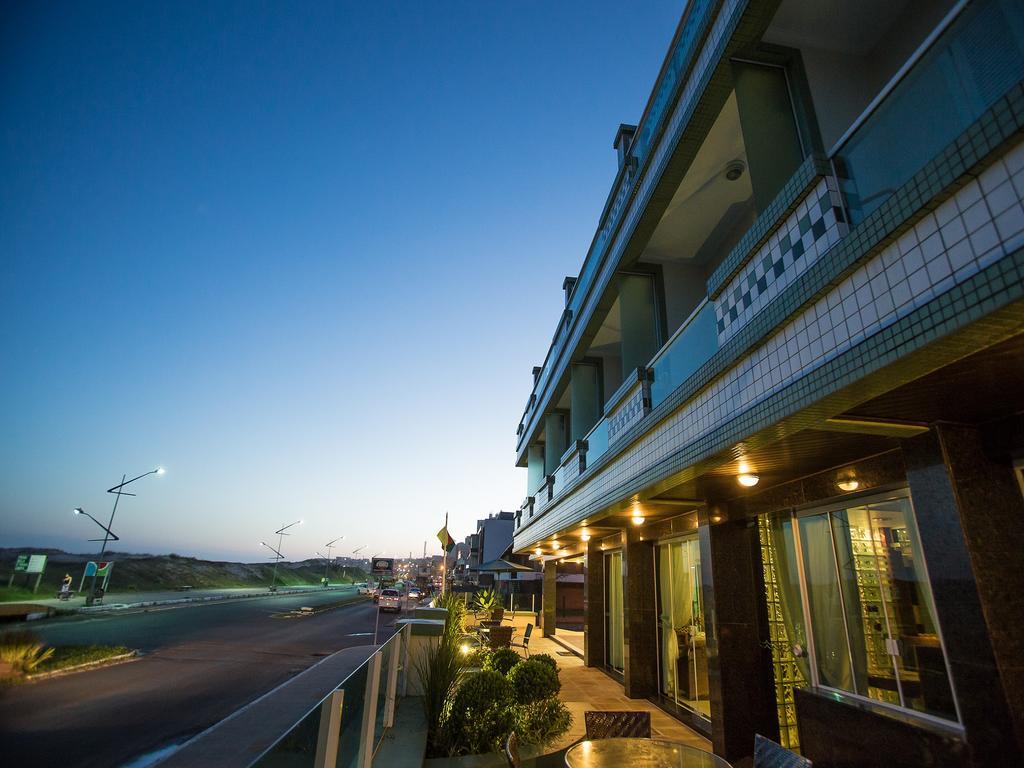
(564, 738, 732, 768)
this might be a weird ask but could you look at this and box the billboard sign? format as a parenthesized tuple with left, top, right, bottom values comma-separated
(26, 554, 47, 574)
(371, 558, 393, 574)
(14, 554, 30, 572)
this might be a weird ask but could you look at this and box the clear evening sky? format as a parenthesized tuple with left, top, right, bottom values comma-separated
(1, 1, 681, 561)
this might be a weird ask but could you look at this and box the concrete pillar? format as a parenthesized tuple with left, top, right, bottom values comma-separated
(527, 444, 545, 497)
(542, 559, 557, 637)
(570, 362, 601, 442)
(543, 412, 568, 475)
(584, 540, 606, 668)
(623, 526, 658, 698)
(732, 60, 803, 213)
(618, 274, 659, 375)
(699, 503, 778, 764)
(902, 425, 1024, 764)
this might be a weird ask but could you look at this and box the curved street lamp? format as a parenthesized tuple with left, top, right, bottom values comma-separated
(74, 467, 165, 605)
(263, 520, 302, 592)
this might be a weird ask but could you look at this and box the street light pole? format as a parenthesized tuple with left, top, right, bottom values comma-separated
(322, 536, 344, 586)
(76, 467, 164, 606)
(264, 520, 302, 592)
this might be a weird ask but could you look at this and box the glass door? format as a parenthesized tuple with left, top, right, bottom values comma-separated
(605, 551, 624, 672)
(656, 536, 709, 718)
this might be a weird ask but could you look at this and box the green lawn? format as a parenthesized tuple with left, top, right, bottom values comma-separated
(33, 644, 133, 674)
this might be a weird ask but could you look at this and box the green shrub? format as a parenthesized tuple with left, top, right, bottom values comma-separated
(530, 653, 558, 672)
(515, 697, 573, 747)
(445, 670, 516, 755)
(473, 587, 500, 612)
(508, 658, 560, 704)
(437, 592, 466, 638)
(0, 630, 55, 675)
(415, 620, 466, 756)
(484, 648, 520, 676)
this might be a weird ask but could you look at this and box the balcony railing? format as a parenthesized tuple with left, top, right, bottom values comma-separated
(649, 300, 718, 409)
(250, 625, 410, 768)
(516, 0, 724, 451)
(833, 0, 1024, 225)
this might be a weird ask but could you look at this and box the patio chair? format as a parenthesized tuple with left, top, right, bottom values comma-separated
(754, 734, 812, 767)
(487, 625, 514, 649)
(504, 731, 521, 768)
(510, 623, 533, 657)
(584, 710, 651, 739)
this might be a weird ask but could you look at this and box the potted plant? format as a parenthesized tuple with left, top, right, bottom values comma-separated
(473, 588, 503, 623)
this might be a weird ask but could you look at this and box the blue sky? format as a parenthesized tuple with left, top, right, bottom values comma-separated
(0, 1, 682, 561)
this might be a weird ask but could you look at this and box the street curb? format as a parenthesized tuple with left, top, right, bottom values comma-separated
(26, 650, 140, 681)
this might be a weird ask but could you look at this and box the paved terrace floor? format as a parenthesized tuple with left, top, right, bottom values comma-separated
(467, 614, 711, 756)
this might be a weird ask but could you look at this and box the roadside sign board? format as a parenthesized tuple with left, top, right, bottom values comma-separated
(371, 558, 393, 574)
(14, 554, 30, 572)
(26, 554, 47, 574)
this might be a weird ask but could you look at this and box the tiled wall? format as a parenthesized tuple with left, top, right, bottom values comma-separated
(514, 140, 1024, 549)
(607, 381, 651, 444)
(715, 177, 849, 342)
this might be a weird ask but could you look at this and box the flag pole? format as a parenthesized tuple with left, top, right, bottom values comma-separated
(441, 511, 448, 596)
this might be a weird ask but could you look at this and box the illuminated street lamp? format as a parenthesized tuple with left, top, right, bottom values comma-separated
(74, 467, 165, 606)
(262, 519, 302, 592)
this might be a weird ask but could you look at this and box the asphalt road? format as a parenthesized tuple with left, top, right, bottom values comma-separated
(0, 589, 408, 767)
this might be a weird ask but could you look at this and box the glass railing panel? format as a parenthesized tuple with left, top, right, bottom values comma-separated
(373, 645, 393, 753)
(649, 302, 718, 409)
(584, 418, 610, 467)
(834, 0, 1024, 225)
(335, 662, 370, 768)
(250, 702, 323, 767)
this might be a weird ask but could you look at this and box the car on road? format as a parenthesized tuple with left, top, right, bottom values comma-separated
(408, 587, 421, 600)
(378, 588, 401, 612)
(356, 583, 371, 595)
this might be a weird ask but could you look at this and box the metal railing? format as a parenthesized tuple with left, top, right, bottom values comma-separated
(249, 624, 411, 768)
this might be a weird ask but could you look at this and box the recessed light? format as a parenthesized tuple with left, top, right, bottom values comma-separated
(738, 473, 759, 487)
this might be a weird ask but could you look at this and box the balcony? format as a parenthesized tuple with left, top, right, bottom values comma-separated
(516, 0, 733, 456)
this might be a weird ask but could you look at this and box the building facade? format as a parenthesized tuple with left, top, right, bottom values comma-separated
(512, 1, 1024, 766)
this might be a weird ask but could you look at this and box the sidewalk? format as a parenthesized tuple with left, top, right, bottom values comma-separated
(13, 584, 355, 614)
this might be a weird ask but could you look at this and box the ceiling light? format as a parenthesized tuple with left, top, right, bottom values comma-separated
(580, 530, 591, 542)
(631, 514, 645, 526)
(534, 547, 542, 557)
(737, 473, 760, 487)
(837, 478, 860, 492)
(551, 540, 560, 549)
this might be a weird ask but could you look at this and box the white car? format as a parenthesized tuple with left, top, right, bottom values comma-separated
(357, 583, 371, 595)
(378, 588, 401, 613)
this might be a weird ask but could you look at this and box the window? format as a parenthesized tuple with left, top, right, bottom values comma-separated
(767, 491, 959, 723)
(605, 551, 624, 672)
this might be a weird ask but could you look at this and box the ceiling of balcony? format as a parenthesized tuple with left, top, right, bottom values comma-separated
(641, 90, 754, 267)
(764, 0, 918, 55)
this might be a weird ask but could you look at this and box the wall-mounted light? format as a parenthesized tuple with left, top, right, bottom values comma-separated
(737, 473, 759, 487)
(631, 513, 645, 526)
(837, 478, 860, 492)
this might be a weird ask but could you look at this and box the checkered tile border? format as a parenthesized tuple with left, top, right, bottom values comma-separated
(715, 177, 849, 341)
(607, 384, 651, 444)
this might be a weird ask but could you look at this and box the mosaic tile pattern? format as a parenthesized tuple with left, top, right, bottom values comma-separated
(607, 382, 651, 444)
(714, 177, 849, 342)
(514, 140, 1024, 550)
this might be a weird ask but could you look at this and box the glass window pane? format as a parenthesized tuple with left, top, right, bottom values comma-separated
(865, 498, 957, 720)
(797, 514, 855, 693)
(606, 552, 624, 672)
(831, 507, 896, 704)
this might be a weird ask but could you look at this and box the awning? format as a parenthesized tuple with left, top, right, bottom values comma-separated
(478, 558, 535, 573)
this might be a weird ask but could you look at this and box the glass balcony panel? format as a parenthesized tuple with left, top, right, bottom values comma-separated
(585, 418, 610, 467)
(649, 302, 718, 409)
(835, 0, 1024, 225)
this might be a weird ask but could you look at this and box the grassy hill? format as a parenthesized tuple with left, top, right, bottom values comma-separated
(0, 548, 366, 600)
